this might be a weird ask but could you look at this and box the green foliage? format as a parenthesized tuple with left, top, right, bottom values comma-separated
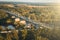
(0, 4, 59, 40)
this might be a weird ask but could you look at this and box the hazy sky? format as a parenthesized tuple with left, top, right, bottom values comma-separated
(0, 0, 60, 3)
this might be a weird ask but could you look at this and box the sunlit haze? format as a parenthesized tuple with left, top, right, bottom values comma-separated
(0, 0, 60, 3)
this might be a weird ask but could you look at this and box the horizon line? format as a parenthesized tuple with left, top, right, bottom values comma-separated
(0, 1, 60, 3)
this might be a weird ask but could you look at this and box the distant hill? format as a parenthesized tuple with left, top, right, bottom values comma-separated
(0, 2, 60, 6)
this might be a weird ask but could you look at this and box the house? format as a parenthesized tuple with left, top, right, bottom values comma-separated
(15, 18, 20, 22)
(20, 20, 26, 25)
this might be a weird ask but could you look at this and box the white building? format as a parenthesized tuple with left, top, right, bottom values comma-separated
(15, 18, 20, 22)
(20, 20, 26, 25)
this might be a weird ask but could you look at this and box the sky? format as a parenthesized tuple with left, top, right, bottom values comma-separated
(0, 0, 60, 3)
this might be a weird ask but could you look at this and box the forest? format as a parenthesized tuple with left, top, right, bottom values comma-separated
(0, 4, 60, 40)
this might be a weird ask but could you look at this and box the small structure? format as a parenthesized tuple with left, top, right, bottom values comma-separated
(20, 20, 26, 25)
(0, 30, 18, 33)
(11, 16, 15, 18)
(7, 25, 15, 30)
(40, 27, 43, 29)
(6, 19, 12, 24)
(7, 4, 14, 7)
(15, 18, 20, 22)
(25, 24, 32, 29)
(27, 26, 31, 28)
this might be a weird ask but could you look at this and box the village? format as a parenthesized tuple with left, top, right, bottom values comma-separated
(0, 3, 60, 40)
